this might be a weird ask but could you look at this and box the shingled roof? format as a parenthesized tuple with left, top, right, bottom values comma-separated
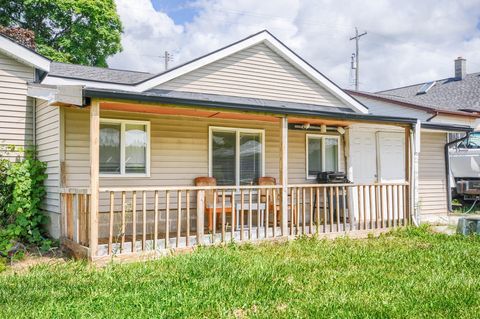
(377, 72, 480, 113)
(49, 62, 156, 85)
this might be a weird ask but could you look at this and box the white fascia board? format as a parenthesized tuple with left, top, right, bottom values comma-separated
(0, 35, 50, 72)
(42, 75, 135, 91)
(28, 84, 83, 106)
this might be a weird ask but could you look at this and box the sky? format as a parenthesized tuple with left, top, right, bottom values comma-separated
(107, 0, 480, 92)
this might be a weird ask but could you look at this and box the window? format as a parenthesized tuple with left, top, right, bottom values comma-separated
(306, 134, 339, 178)
(100, 119, 150, 176)
(209, 127, 264, 186)
(416, 81, 436, 95)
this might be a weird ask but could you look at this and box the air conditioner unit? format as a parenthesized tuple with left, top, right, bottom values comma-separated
(457, 217, 480, 235)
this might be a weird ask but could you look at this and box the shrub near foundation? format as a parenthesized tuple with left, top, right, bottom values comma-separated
(0, 150, 49, 255)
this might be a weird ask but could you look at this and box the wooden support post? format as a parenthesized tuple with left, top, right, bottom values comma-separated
(196, 190, 205, 245)
(121, 191, 126, 252)
(165, 190, 170, 248)
(108, 192, 114, 255)
(177, 190, 182, 248)
(186, 190, 190, 247)
(154, 190, 159, 249)
(405, 126, 411, 224)
(89, 99, 100, 259)
(279, 116, 288, 236)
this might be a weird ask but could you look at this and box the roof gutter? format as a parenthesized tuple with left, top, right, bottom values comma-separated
(84, 89, 418, 125)
(421, 122, 473, 132)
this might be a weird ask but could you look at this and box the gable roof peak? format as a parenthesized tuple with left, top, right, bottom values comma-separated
(134, 30, 368, 114)
(41, 29, 368, 114)
(0, 32, 50, 72)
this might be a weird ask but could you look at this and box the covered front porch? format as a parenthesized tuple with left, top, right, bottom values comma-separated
(59, 98, 414, 262)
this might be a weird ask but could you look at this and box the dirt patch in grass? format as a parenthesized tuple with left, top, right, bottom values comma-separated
(2, 247, 68, 275)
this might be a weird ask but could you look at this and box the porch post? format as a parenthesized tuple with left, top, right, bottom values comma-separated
(404, 125, 412, 225)
(412, 120, 421, 224)
(196, 190, 205, 244)
(280, 116, 288, 236)
(89, 99, 100, 258)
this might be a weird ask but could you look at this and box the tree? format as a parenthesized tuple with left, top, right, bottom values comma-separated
(0, 0, 123, 67)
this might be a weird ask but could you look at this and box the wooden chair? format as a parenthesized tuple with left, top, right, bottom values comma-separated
(194, 177, 234, 232)
(257, 177, 281, 226)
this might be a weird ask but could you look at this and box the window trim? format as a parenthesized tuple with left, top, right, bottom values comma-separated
(208, 126, 265, 186)
(99, 118, 151, 178)
(305, 134, 340, 180)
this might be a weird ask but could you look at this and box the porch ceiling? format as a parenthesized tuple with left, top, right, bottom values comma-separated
(99, 101, 352, 126)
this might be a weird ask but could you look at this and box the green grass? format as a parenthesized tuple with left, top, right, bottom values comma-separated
(1, 227, 480, 318)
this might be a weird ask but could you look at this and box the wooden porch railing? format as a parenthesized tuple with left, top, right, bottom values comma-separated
(60, 182, 409, 260)
(60, 188, 91, 248)
(287, 183, 409, 236)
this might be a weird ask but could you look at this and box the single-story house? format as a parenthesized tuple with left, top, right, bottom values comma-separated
(0, 30, 469, 261)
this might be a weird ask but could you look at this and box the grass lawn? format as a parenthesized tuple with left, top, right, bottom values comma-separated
(1, 227, 480, 318)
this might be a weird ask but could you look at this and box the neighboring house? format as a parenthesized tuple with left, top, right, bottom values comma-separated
(0, 30, 468, 262)
(378, 57, 480, 116)
(347, 58, 480, 223)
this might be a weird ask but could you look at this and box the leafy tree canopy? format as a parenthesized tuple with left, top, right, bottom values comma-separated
(0, 0, 123, 67)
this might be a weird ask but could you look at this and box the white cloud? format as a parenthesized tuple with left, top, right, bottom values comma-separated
(108, 0, 183, 73)
(109, 0, 480, 91)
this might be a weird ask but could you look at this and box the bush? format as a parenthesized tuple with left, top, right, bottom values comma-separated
(0, 257, 5, 273)
(0, 149, 49, 254)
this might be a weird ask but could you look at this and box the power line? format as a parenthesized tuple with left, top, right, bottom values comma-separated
(204, 7, 354, 31)
(350, 27, 367, 91)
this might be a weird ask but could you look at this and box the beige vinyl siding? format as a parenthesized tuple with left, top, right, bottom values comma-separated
(36, 99, 61, 236)
(0, 52, 34, 159)
(65, 109, 279, 190)
(157, 43, 345, 107)
(418, 132, 448, 215)
(63, 109, 344, 211)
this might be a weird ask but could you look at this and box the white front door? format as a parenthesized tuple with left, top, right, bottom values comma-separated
(349, 131, 377, 183)
(377, 132, 405, 182)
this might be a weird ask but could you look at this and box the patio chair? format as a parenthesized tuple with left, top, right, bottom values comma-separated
(194, 177, 234, 232)
(257, 177, 281, 226)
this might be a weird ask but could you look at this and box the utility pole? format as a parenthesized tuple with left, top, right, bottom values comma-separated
(349, 27, 367, 91)
(163, 51, 172, 71)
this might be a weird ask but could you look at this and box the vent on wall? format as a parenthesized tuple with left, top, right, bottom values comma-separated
(416, 81, 436, 95)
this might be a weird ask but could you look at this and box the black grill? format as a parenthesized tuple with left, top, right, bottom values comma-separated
(316, 171, 350, 184)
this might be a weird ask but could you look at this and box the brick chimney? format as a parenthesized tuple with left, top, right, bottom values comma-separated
(0, 26, 35, 50)
(454, 57, 466, 80)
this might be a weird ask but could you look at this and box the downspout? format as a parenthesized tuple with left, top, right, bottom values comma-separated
(444, 132, 470, 212)
(411, 120, 420, 226)
(32, 97, 36, 159)
(425, 111, 438, 122)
